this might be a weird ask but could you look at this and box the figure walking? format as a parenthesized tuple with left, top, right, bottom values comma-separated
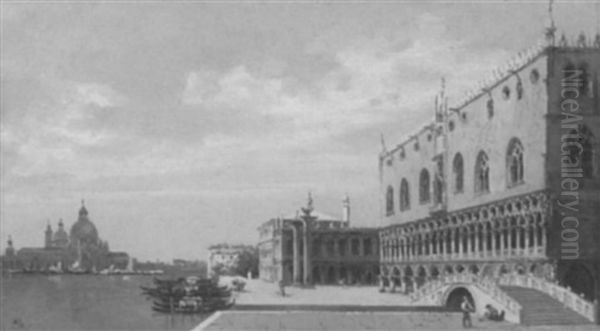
(461, 296, 474, 328)
(278, 280, 286, 297)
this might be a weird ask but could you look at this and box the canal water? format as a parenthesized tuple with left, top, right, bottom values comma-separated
(1, 274, 209, 330)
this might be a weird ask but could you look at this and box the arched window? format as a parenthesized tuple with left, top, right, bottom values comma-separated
(516, 80, 523, 100)
(453, 153, 464, 194)
(400, 179, 410, 211)
(563, 62, 589, 96)
(581, 126, 597, 177)
(567, 125, 598, 178)
(386, 186, 394, 216)
(475, 151, 490, 194)
(338, 239, 347, 257)
(578, 62, 591, 97)
(419, 169, 430, 204)
(487, 98, 494, 118)
(364, 238, 372, 256)
(507, 138, 524, 187)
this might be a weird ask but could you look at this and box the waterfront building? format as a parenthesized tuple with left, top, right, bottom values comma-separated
(2, 201, 130, 272)
(377, 30, 599, 306)
(258, 194, 379, 285)
(206, 244, 245, 278)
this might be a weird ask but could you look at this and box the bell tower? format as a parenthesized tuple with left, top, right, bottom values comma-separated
(342, 194, 351, 226)
(45, 220, 53, 248)
(6, 235, 15, 257)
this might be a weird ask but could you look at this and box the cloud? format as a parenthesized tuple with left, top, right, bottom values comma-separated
(4, 3, 596, 260)
(179, 12, 513, 154)
(1, 78, 126, 180)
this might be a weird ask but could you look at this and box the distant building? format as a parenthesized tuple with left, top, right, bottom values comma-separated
(1, 201, 130, 272)
(206, 245, 244, 277)
(258, 194, 379, 285)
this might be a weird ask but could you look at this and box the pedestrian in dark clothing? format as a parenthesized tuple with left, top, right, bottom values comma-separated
(460, 296, 474, 328)
(278, 280, 286, 297)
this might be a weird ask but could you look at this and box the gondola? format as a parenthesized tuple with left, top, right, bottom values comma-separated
(151, 299, 235, 314)
(141, 276, 235, 314)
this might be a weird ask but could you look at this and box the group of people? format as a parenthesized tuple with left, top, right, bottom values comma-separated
(460, 296, 505, 328)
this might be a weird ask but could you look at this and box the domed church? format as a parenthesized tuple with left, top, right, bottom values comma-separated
(70, 202, 100, 246)
(7, 201, 129, 272)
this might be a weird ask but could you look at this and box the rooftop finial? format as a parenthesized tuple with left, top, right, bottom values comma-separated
(441, 76, 446, 94)
(545, 0, 557, 46)
(79, 199, 88, 217)
(380, 133, 387, 153)
(307, 191, 314, 212)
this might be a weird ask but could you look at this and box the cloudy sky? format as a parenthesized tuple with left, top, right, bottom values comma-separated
(1, 1, 598, 261)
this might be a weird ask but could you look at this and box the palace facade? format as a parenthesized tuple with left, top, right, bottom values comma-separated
(258, 195, 379, 285)
(377, 32, 599, 303)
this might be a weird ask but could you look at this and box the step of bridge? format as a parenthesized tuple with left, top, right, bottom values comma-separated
(499, 285, 592, 326)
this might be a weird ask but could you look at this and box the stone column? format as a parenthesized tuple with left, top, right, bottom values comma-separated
(413, 236, 418, 258)
(429, 234, 435, 258)
(398, 239, 403, 261)
(474, 228, 479, 258)
(481, 228, 487, 258)
(359, 237, 364, 257)
(457, 228, 463, 258)
(508, 225, 514, 257)
(541, 222, 547, 248)
(516, 220, 522, 254)
(400, 273, 407, 293)
(292, 225, 300, 284)
(302, 221, 310, 285)
(532, 223, 538, 252)
(466, 228, 472, 258)
(411, 236, 416, 259)
(448, 230, 454, 257)
(500, 227, 506, 257)
(524, 224, 530, 251)
(490, 226, 496, 257)
(373, 239, 378, 260)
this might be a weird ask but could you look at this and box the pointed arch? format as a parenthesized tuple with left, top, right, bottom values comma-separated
(400, 178, 410, 211)
(506, 138, 524, 187)
(580, 125, 597, 178)
(452, 153, 464, 194)
(385, 185, 394, 216)
(566, 125, 597, 178)
(419, 169, 431, 204)
(475, 151, 490, 194)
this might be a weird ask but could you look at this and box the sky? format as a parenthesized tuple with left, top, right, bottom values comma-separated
(1, 1, 599, 262)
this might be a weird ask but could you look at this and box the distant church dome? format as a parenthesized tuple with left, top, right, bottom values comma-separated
(53, 219, 69, 247)
(70, 200, 99, 245)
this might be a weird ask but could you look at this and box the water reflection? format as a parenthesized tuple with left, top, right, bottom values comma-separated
(1, 274, 207, 330)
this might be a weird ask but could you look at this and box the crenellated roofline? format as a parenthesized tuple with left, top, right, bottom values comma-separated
(380, 31, 600, 160)
(379, 32, 600, 160)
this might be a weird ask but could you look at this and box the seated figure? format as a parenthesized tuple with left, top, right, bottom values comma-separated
(484, 304, 505, 321)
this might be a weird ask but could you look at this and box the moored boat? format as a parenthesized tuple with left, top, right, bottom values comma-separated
(141, 276, 234, 314)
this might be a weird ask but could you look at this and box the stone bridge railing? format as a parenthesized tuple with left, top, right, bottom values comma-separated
(498, 274, 597, 323)
(410, 273, 522, 316)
